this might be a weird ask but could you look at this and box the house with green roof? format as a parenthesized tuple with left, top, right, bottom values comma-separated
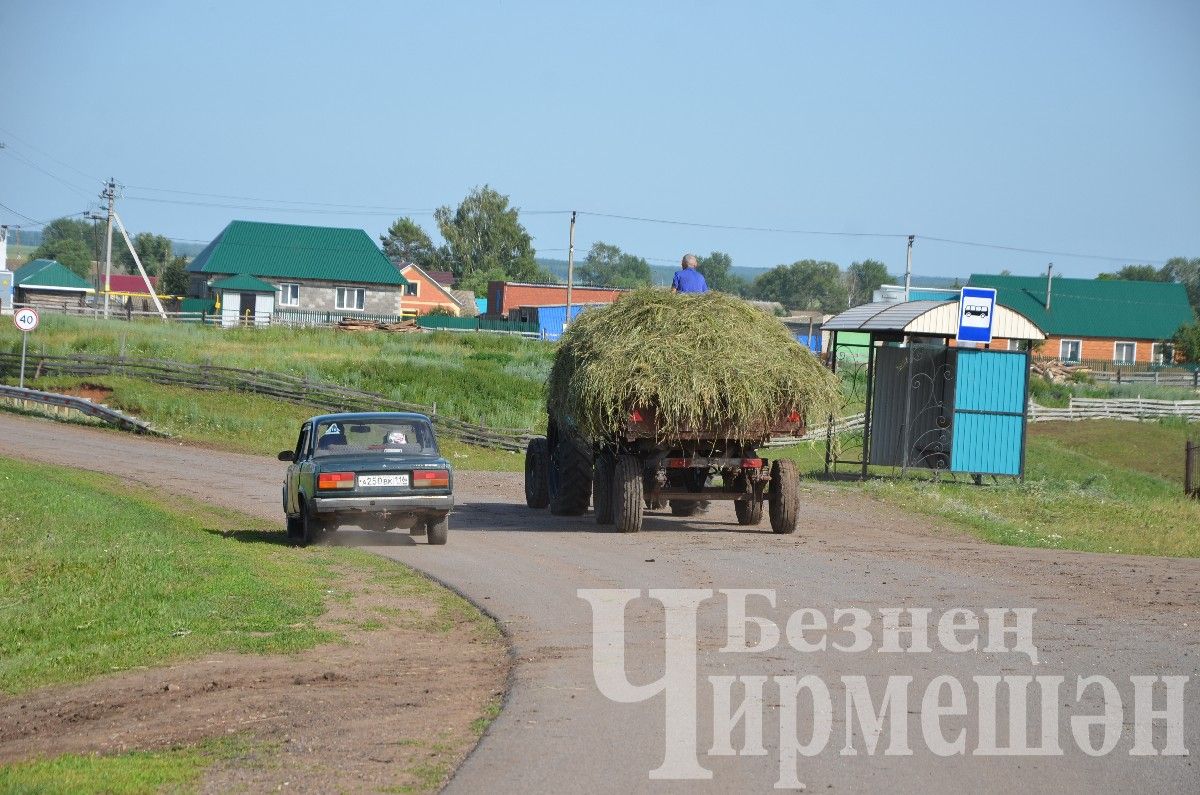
(187, 220, 409, 324)
(14, 259, 95, 308)
(967, 273, 1194, 365)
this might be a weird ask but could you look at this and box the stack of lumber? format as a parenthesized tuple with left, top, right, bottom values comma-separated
(1030, 359, 1090, 383)
(335, 318, 421, 333)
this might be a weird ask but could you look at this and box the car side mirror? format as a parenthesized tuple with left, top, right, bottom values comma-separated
(278, 450, 295, 462)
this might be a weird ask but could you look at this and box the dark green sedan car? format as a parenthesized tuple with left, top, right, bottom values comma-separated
(279, 412, 454, 546)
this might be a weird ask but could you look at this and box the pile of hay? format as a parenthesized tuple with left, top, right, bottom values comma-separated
(547, 289, 840, 441)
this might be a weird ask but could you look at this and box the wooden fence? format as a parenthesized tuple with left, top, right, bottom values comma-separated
(0, 352, 537, 452)
(1029, 397, 1200, 422)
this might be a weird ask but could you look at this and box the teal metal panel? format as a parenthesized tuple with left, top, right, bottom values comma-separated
(953, 349, 1026, 413)
(950, 413, 1023, 475)
(950, 349, 1028, 476)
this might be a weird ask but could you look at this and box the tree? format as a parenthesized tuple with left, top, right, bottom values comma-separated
(1163, 257, 1200, 316)
(31, 216, 102, 276)
(160, 255, 190, 296)
(37, 237, 92, 278)
(696, 251, 749, 295)
(433, 185, 549, 289)
(845, 259, 891, 306)
(752, 260, 848, 312)
(116, 232, 172, 276)
(1097, 264, 1171, 282)
(577, 242, 652, 288)
(380, 217, 438, 269)
(1172, 322, 1200, 365)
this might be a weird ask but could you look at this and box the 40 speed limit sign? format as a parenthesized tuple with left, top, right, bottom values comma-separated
(13, 306, 39, 332)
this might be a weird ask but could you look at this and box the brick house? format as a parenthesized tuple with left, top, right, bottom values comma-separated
(968, 274, 1194, 365)
(187, 220, 409, 317)
(397, 263, 466, 316)
(486, 281, 625, 318)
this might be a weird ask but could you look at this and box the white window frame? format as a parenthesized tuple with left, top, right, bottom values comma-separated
(1151, 342, 1174, 365)
(1059, 339, 1082, 362)
(335, 286, 366, 311)
(278, 282, 300, 307)
(1113, 341, 1137, 365)
(404, 281, 419, 297)
(1007, 339, 1024, 352)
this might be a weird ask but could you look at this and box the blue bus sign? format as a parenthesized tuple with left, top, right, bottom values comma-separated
(957, 287, 996, 345)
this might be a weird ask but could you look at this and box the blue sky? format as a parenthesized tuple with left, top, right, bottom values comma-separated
(2, 0, 1197, 279)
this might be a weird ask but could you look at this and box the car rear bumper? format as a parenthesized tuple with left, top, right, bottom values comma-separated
(312, 494, 453, 513)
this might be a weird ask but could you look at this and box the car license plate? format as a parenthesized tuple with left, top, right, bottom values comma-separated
(357, 474, 409, 488)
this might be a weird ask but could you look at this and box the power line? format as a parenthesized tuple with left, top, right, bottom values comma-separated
(0, 146, 95, 198)
(0, 125, 103, 183)
(0, 201, 48, 226)
(918, 235, 1170, 265)
(576, 210, 908, 239)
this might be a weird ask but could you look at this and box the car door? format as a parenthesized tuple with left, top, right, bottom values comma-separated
(286, 424, 310, 515)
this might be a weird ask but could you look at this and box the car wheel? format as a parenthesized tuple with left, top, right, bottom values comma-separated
(301, 500, 323, 547)
(592, 451, 615, 525)
(768, 460, 800, 534)
(427, 514, 449, 545)
(613, 455, 644, 533)
(524, 437, 550, 509)
(286, 514, 303, 544)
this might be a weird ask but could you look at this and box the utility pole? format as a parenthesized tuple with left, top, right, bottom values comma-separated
(564, 210, 576, 332)
(1045, 262, 1053, 312)
(101, 178, 116, 318)
(904, 235, 914, 301)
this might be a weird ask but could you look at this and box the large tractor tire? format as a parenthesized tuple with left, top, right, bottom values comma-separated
(768, 459, 800, 534)
(524, 437, 550, 509)
(669, 500, 700, 517)
(593, 451, 615, 525)
(733, 474, 764, 525)
(613, 455, 644, 533)
(549, 433, 593, 516)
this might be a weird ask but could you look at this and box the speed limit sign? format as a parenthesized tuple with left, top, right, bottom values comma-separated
(13, 307, 39, 332)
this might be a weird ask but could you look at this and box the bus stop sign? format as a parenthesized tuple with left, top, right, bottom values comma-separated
(957, 287, 996, 345)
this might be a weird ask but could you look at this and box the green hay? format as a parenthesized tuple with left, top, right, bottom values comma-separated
(547, 289, 841, 441)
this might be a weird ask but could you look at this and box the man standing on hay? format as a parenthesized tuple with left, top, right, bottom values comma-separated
(671, 253, 708, 294)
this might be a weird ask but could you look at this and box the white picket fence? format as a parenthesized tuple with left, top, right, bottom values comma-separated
(1029, 397, 1200, 422)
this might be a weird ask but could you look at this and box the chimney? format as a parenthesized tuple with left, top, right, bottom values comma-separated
(1045, 262, 1053, 311)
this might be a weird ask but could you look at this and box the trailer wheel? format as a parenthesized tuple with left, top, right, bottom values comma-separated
(768, 459, 800, 534)
(593, 451, 615, 525)
(524, 437, 550, 509)
(549, 433, 593, 516)
(733, 475, 764, 525)
(613, 455, 644, 533)
(669, 500, 699, 517)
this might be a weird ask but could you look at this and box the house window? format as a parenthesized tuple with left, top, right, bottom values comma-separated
(1059, 340, 1082, 362)
(1114, 341, 1137, 364)
(278, 282, 299, 307)
(336, 287, 365, 311)
(1007, 339, 1026, 352)
(1152, 342, 1175, 365)
(404, 282, 419, 297)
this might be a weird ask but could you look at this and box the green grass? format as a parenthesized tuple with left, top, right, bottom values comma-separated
(1030, 375, 1199, 407)
(0, 737, 251, 795)
(0, 314, 552, 430)
(0, 455, 502, 694)
(0, 456, 335, 693)
(774, 420, 1200, 557)
(8, 374, 526, 471)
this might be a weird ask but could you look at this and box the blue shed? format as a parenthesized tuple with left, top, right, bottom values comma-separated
(514, 304, 606, 341)
(821, 299, 1046, 480)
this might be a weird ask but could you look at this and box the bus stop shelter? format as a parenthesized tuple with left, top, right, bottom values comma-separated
(822, 300, 1045, 480)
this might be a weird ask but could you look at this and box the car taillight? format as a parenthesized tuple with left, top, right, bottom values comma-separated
(629, 409, 644, 423)
(786, 410, 801, 423)
(317, 471, 355, 490)
(740, 458, 763, 469)
(412, 469, 450, 488)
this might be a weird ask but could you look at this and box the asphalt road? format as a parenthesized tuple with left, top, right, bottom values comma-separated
(2, 414, 1197, 793)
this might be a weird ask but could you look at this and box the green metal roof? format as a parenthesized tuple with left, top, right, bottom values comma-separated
(209, 273, 278, 293)
(14, 259, 95, 292)
(967, 273, 1194, 340)
(187, 220, 407, 286)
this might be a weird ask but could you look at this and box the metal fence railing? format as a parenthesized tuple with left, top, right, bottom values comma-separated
(0, 352, 537, 452)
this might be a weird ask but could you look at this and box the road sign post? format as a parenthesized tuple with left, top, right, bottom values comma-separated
(13, 307, 39, 388)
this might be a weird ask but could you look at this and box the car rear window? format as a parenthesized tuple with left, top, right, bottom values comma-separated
(314, 419, 438, 457)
